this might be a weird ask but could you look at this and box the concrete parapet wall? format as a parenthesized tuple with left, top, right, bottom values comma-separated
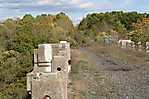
(27, 41, 71, 99)
(118, 40, 149, 53)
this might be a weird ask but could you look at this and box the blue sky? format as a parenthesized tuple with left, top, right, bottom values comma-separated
(0, 0, 149, 24)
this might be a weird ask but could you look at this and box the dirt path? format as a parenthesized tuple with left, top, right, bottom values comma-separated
(79, 47, 149, 99)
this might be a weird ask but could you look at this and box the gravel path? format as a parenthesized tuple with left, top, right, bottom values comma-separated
(80, 48, 149, 99)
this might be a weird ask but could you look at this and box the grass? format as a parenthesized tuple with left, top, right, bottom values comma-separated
(89, 43, 149, 65)
(68, 49, 117, 99)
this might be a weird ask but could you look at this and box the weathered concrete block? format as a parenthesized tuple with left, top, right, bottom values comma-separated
(27, 41, 71, 99)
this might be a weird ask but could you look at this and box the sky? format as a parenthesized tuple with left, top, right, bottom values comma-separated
(0, 0, 149, 24)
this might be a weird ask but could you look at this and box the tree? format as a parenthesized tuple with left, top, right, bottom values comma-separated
(129, 18, 149, 45)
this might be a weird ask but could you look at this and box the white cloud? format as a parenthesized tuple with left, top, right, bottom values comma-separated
(78, 2, 94, 8)
(124, 0, 133, 5)
(37, 0, 95, 8)
(38, 0, 60, 5)
(38, 0, 49, 5)
(69, 0, 81, 5)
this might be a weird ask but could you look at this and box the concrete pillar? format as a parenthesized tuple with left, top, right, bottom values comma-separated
(37, 44, 52, 72)
(138, 42, 142, 51)
(132, 42, 136, 50)
(146, 42, 149, 52)
(121, 41, 127, 49)
(60, 41, 71, 73)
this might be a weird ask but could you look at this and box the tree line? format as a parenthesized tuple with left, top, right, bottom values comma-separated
(78, 11, 149, 45)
